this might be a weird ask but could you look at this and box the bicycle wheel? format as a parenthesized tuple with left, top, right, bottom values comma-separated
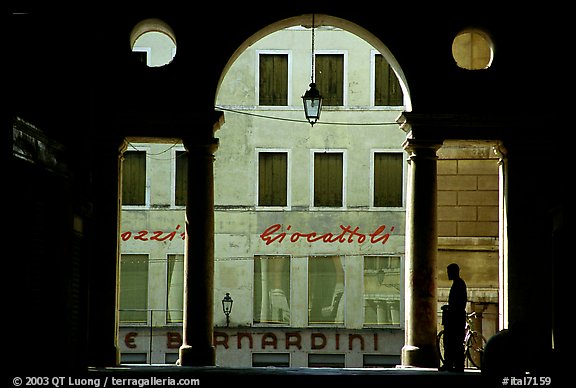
(436, 330, 445, 364)
(466, 331, 487, 369)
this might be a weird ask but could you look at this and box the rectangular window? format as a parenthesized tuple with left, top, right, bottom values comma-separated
(122, 150, 146, 206)
(308, 354, 345, 368)
(120, 353, 148, 364)
(119, 254, 149, 323)
(315, 54, 344, 106)
(174, 150, 188, 206)
(254, 255, 291, 324)
(308, 256, 344, 325)
(374, 54, 403, 106)
(252, 353, 290, 367)
(373, 152, 403, 207)
(166, 254, 184, 323)
(258, 151, 288, 207)
(259, 54, 288, 106)
(363, 256, 401, 326)
(313, 152, 343, 207)
(363, 354, 401, 368)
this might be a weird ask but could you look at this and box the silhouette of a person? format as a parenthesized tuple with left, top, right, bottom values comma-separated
(440, 263, 467, 372)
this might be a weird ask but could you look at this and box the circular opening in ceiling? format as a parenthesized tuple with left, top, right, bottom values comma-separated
(452, 28, 493, 70)
(130, 18, 177, 67)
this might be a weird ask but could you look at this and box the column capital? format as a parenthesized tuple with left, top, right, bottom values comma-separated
(182, 137, 220, 156)
(402, 137, 443, 162)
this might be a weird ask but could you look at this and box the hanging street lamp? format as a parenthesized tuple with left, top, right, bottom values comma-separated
(302, 14, 323, 126)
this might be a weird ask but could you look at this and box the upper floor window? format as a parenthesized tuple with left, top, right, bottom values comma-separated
(313, 151, 344, 208)
(174, 150, 188, 206)
(315, 53, 344, 106)
(122, 150, 147, 206)
(373, 152, 403, 207)
(258, 151, 288, 208)
(258, 53, 289, 106)
(374, 53, 403, 106)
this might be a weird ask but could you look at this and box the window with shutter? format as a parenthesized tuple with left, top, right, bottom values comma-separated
(259, 54, 288, 106)
(373, 152, 403, 207)
(374, 54, 403, 106)
(315, 54, 344, 106)
(122, 151, 146, 206)
(258, 152, 288, 207)
(313, 152, 343, 207)
(175, 150, 188, 206)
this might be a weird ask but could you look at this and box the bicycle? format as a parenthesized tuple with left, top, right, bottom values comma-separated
(437, 311, 487, 369)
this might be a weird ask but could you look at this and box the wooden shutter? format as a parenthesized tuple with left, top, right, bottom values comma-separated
(175, 150, 188, 206)
(259, 54, 288, 106)
(314, 153, 343, 207)
(374, 153, 403, 207)
(122, 151, 146, 205)
(315, 54, 344, 106)
(375, 54, 403, 106)
(258, 152, 287, 206)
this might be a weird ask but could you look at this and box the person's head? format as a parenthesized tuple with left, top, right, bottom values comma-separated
(447, 263, 460, 280)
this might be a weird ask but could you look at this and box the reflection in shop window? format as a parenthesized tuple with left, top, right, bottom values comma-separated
(254, 255, 291, 324)
(364, 256, 400, 325)
(308, 256, 345, 325)
(167, 254, 184, 323)
(119, 254, 149, 323)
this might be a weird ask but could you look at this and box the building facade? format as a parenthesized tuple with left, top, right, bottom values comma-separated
(118, 24, 498, 367)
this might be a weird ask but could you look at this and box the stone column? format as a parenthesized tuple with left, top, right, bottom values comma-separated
(401, 137, 442, 368)
(179, 138, 219, 366)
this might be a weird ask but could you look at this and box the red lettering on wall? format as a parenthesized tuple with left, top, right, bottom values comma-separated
(311, 333, 327, 350)
(124, 332, 138, 349)
(348, 333, 364, 351)
(261, 333, 278, 349)
(237, 332, 253, 349)
(213, 331, 229, 349)
(166, 332, 182, 349)
(285, 332, 302, 350)
(259, 224, 396, 245)
(120, 225, 186, 242)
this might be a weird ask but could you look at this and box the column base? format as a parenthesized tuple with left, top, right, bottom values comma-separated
(179, 344, 216, 366)
(401, 344, 439, 368)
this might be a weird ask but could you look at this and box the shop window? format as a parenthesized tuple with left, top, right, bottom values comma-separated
(315, 54, 344, 106)
(174, 150, 188, 206)
(119, 254, 149, 323)
(313, 152, 344, 208)
(363, 256, 401, 325)
(254, 255, 291, 324)
(122, 150, 146, 206)
(258, 151, 288, 207)
(166, 254, 184, 323)
(259, 53, 289, 106)
(373, 152, 403, 207)
(374, 54, 403, 106)
(308, 256, 345, 325)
